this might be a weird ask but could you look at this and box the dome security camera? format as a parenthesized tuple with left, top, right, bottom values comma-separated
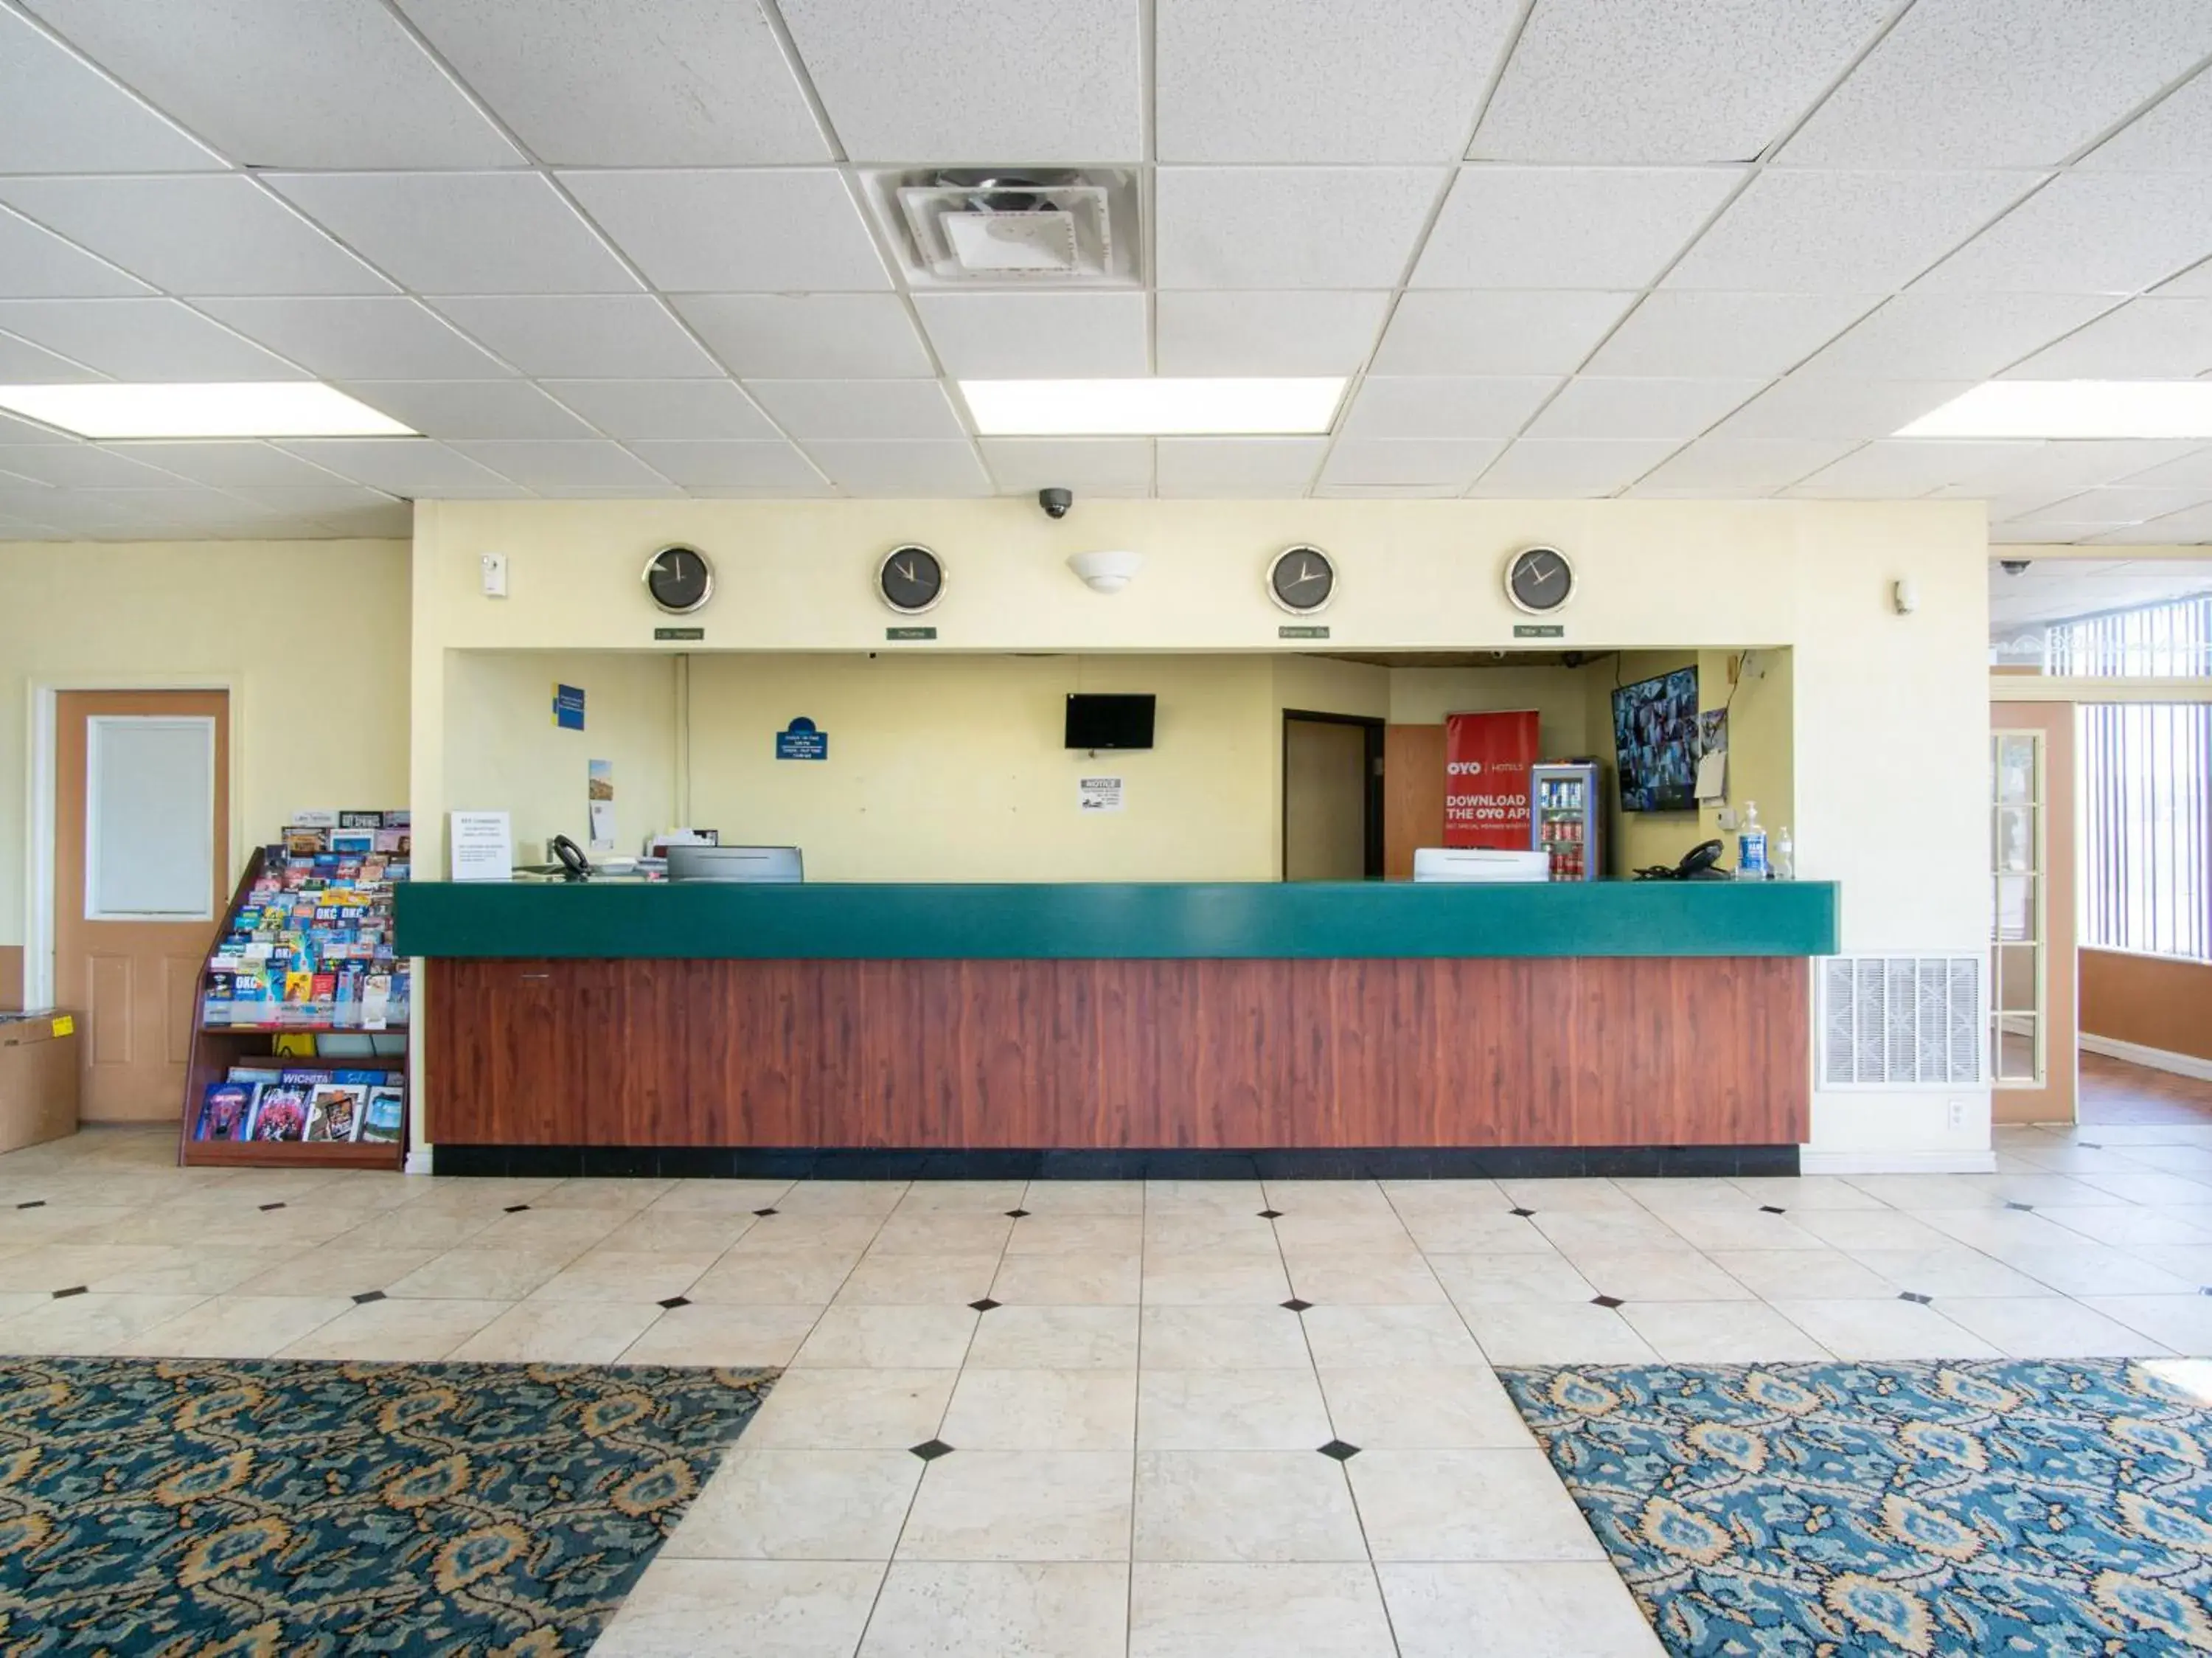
(2000, 559, 2031, 575)
(1038, 487, 1073, 519)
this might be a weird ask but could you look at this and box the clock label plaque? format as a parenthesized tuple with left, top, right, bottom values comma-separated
(886, 625, 937, 641)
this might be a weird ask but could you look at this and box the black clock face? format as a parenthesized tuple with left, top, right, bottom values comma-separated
(1269, 545, 1335, 614)
(1508, 546, 1573, 614)
(879, 544, 945, 614)
(644, 544, 713, 614)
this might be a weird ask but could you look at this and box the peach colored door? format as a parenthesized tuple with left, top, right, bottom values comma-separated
(1992, 701, 2076, 1125)
(54, 690, 230, 1123)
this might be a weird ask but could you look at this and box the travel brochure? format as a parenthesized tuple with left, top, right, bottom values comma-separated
(202, 812, 412, 1031)
(193, 1063, 404, 1145)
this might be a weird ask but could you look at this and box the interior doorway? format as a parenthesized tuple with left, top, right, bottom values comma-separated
(1282, 712, 1382, 881)
(52, 689, 231, 1123)
(1989, 701, 2076, 1125)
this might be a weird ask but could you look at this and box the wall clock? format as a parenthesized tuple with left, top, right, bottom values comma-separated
(642, 544, 713, 614)
(1267, 544, 1336, 614)
(878, 544, 946, 614)
(1505, 545, 1575, 615)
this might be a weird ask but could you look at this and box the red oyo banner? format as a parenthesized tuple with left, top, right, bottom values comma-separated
(1444, 710, 1540, 849)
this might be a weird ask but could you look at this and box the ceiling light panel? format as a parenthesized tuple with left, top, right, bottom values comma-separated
(1156, 168, 1443, 288)
(1900, 381, 2212, 439)
(964, 378, 1346, 437)
(0, 382, 412, 439)
(1413, 167, 1742, 289)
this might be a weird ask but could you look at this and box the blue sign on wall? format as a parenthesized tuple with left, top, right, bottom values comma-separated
(775, 716, 827, 761)
(553, 683, 585, 730)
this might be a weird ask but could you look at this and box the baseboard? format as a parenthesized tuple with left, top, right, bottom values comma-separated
(1799, 1148, 1999, 1176)
(2079, 1032, 2212, 1084)
(403, 1149, 434, 1175)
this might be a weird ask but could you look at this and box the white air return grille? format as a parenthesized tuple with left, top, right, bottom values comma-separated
(1818, 956, 1984, 1089)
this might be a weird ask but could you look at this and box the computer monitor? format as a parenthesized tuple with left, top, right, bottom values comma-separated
(667, 844, 804, 884)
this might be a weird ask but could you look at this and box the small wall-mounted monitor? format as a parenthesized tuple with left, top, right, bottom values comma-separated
(667, 845, 804, 884)
(1065, 693, 1155, 750)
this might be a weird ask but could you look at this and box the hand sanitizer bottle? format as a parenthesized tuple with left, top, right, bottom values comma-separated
(1772, 826, 1794, 881)
(1735, 800, 1768, 880)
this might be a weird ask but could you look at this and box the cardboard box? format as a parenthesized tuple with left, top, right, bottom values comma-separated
(0, 1013, 80, 1154)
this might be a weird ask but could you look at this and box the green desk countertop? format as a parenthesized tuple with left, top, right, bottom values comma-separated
(394, 878, 1839, 961)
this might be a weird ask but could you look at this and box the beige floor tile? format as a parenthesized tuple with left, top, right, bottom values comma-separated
(1427, 1252, 1595, 1305)
(1399, 1210, 1560, 1255)
(666, 1448, 923, 1561)
(402, 1176, 562, 1211)
(990, 1252, 1142, 1305)
(966, 1305, 1140, 1370)
(1133, 1450, 1366, 1562)
(0, 1244, 177, 1293)
(0, 1207, 139, 1246)
(2046, 1209, 2212, 1249)
(894, 1181, 1029, 1213)
(1657, 1210, 1826, 1252)
(83, 1245, 268, 1296)
(275, 1297, 509, 1361)
(1727, 1175, 1888, 1210)
(1552, 1249, 1754, 1303)
(1350, 1449, 1604, 1562)
(1380, 1562, 1663, 1657)
(940, 1368, 1137, 1451)
(1316, 1365, 1534, 1451)
(531, 1176, 673, 1210)
(1300, 1305, 1486, 1369)
(1378, 1179, 1508, 1215)
(1145, 1179, 1265, 1209)
(869, 1214, 1014, 1257)
(1141, 1252, 1292, 1306)
(858, 1561, 1127, 1658)
(796, 1305, 979, 1369)
(1130, 1561, 1397, 1658)
(109, 1294, 352, 1357)
(1610, 1178, 1752, 1213)
(1139, 1305, 1310, 1370)
(776, 1182, 909, 1217)
(1144, 1213, 1281, 1256)
(1262, 1182, 1397, 1217)
(1842, 1249, 2045, 1299)
(1936, 1295, 2168, 1357)
(837, 1252, 1003, 1306)
(1919, 1208, 2100, 1255)
(1496, 1179, 1638, 1213)
(386, 1246, 576, 1300)
(0, 1291, 207, 1354)
(591, 1558, 883, 1658)
(597, 1212, 758, 1254)
(449, 1299, 663, 1363)
(0, 1292, 49, 1322)
(743, 1368, 959, 1450)
(692, 1249, 864, 1304)
(1269, 1215, 1415, 1255)
(1138, 1368, 1332, 1451)
(1532, 1212, 1695, 1255)
(1282, 1252, 1447, 1305)
(1017, 1181, 1145, 1215)
(529, 1249, 718, 1304)
(1788, 1209, 1958, 1252)
(898, 1450, 1133, 1561)
(462, 1207, 627, 1249)
(1843, 1173, 2012, 1210)
(237, 1244, 438, 1299)
(621, 1303, 823, 1367)
(1997, 1244, 2199, 1298)
(331, 1207, 501, 1252)
(1618, 1300, 1832, 1362)
(728, 1217, 889, 1256)
(1703, 1249, 1895, 1300)
(2082, 1295, 2212, 1355)
(645, 1179, 794, 1213)
(1002, 1214, 1142, 1255)
(1768, 1298, 2000, 1361)
(1460, 1302, 1658, 1365)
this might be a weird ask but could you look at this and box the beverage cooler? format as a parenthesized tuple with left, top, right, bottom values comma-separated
(1530, 763, 1603, 882)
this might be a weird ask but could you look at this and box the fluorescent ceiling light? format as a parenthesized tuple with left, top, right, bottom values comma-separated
(961, 377, 1345, 436)
(0, 382, 414, 439)
(1899, 381, 2212, 440)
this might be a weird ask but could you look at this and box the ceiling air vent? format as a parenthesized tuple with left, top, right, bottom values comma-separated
(872, 167, 1139, 287)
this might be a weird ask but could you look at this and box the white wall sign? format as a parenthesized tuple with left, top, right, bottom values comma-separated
(1077, 775, 1125, 813)
(449, 811, 513, 881)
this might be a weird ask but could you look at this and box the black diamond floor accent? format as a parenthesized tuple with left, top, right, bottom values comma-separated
(1281, 1297, 1312, 1313)
(752, 1207, 779, 1217)
(258, 1201, 285, 1211)
(2080, 1142, 2104, 1149)
(2005, 1201, 2034, 1211)
(1899, 1291, 1933, 1305)
(52, 1286, 86, 1300)
(658, 1295, 691, 1309)
(968, 1297, 1001, 1313)
(352, 1289, 386, 1305)
(1759, 1204, 1786, 1215)
(909, 1439, 953, 1461)
(1004, 1209, 1030, 1218)
(503, 1204, 530, 1213)
(1590, 1294, 1625, 1308)
(1509, 1207, 1536, 1218)
(1318, 1440, 1361, 1461)
(2200, 1287, 2212, 1298)
(16, 1200, 44, 1210)
(1258, 1209, 1284, 1219)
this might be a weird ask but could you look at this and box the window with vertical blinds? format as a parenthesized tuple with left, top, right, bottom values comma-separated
(2080, 701, 2211, 963)
(2046, 592, 2212, 679)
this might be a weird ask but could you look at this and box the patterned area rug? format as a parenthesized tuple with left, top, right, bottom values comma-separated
(1503, 1359, 2212, 1657)
(0, 1356, 772, 1653)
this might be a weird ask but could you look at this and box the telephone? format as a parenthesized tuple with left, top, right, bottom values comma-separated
(1633, 839, 1727, 882)
(549, 834, 592, 881)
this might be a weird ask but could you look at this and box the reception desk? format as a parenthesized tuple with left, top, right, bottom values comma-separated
(396, 880, 1837, 1179)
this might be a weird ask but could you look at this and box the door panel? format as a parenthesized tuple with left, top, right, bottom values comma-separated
(1284, 718, 1369, 881)
(1990, 701, 2076, 1125)
(1383, 724, 1446, 881)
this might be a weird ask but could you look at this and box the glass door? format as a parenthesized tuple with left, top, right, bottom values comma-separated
(1991, 729, 2044, 1086)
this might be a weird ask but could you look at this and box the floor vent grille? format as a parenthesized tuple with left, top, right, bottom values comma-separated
(1818, 956, 1984, 1089)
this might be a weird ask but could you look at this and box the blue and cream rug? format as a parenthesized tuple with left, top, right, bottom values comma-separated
(1503, 1359, 2212, 1656)
(0, 1356, 771, 1652)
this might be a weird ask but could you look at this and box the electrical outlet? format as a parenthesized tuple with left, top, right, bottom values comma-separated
(1947, 1097, 1966, 1131)
(480, 551, 509, 597)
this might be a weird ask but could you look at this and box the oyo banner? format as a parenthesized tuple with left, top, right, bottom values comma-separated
(1444, 710, 1540, 849)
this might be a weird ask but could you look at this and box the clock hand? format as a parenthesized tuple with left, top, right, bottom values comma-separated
(1532, 563, 1562, 589)
(897, 560, 915, 583)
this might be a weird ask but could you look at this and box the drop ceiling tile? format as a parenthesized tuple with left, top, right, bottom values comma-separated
(540, 380, 779, 442)
(0, 207, 149, 299)
(0, 329, 100, 382)
(21, 0, 521, 168)
(1665, 170, 2034, 291)
(333, 381, 594, 441)
(670, 295, 933, 379)
(1785, 0, 2212, 167)
(1154, 437, 1327, 495)
(1158, 0, 1517, 162)
(314, 500, 414, 537)
(2157, 261, 2212, 299)
(222, 484, 403, 515)
(271, 438, 529, 497)
(0, 410, 78, 445)
(1630, 437, 1860, 492)
(802, 440, 992, 496)
(622, 440, 824, 490)
(2082, 65, 2212, 170)
(0, 299, 303, 380)
(2003, 298, 2212, 379)
(1705, 377, 1975, 440)
(396, 0, 826, 164)
(2010, 486, 2212, 526)
(1413, 167, 1742, 289)
(776, 0, 1141, 162)
(1800, 291, 2120, 378)
(1919, 173, 2212, 295)
(2092, 506, 2212, 543)
(1467, 440, 1682, 496)
(1473, 0, 1892, 164)
(559, 170, 888, 293)
(1585, 292, 1877, 377)
(978, 438, 1154, 493)
(2000, 522, 2126, 544)
(914, 294, 1149, 378)
(0, 443, 195, 488)
(2102, 446, 2212, 491)
(1522, 378, 1763, 441)
(425, 296, 719, 380)
(191, 297, 512, 381)
(0, 7, 218, 172)
(745, 380, 965, 443)
(1988, 440, 2208, 488)
(447, 440, 671, 489)
(100, 441, 349, 487)
(1155, 291, 1391, 375)
(1338, 376, 1560, 440)
(1158, 168, 1445, 289)
(266, 173, 637, 296)
(1368, 291, 1634, 376)
(1790, 439, 2051, 496)
(1322, 440, 1503, 488)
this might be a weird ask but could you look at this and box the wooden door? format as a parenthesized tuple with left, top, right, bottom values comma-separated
(55, 690, 230, 1123)
(1991, 701, 2076, 1125)
(1382, 724, 1445, 881)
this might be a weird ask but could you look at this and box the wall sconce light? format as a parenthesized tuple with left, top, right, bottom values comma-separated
(1893, 577, 1919, 615)
(1068, 549, 1144, 593)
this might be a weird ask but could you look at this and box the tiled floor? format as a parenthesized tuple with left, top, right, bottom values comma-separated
(13, 1119, 2212, 1654)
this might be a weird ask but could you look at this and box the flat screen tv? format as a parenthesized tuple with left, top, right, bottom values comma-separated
(1065, 693, 1155, 750)
(1611, 667, 1699, 813)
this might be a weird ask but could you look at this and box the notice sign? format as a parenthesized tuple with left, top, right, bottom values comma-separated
(775, 716, 828, 760)
(449, 811, 513, 881)
(553, 683, 585, 731)
(1444, 710, 1540, 850)
(1078, 775, 1125, 813)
